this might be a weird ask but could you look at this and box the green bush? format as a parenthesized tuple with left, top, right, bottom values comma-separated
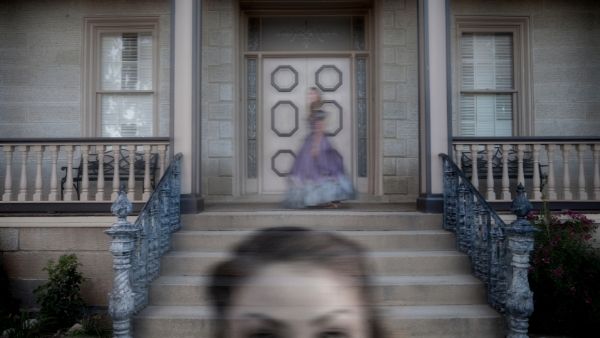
(33, 254, 86, 333)
(528, 208, 600, 337)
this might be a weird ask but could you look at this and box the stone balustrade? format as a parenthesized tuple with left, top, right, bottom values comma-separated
(453, 137, 600, 202)
(0, 138, 170, 203)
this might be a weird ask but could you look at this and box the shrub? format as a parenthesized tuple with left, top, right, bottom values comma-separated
(33, 254, 85, 332)
(528, 208, 600, 337)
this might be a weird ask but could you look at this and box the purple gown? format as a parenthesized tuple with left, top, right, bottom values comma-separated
(284, 109, 355, 208)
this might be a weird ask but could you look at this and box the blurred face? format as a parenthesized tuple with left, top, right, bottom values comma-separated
(225, 263, 369, 338)
(307, 89, 321, 104)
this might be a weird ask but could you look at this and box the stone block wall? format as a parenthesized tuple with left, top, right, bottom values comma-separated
(0, 217, 117, 308)
(451, 0, 600, 137)
(379, 0, 420, 199)
(202, 0, 236, 196)
(0, 0, 171, 138)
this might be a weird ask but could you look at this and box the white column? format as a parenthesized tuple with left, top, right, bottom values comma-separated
(418, 0, 449, 210)
(173, 0, 194, 196)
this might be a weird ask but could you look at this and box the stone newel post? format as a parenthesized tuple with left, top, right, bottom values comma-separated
(505, 183, 537, 338)
(106, 187, 137, 338)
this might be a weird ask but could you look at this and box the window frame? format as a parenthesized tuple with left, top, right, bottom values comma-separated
(455, 16, 532, 136)
(83, 17, 160, 137)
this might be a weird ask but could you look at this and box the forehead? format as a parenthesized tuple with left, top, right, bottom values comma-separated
(228, 262, 365, 321)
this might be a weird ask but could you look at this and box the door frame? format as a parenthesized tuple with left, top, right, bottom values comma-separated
(237, 10, 378, 197)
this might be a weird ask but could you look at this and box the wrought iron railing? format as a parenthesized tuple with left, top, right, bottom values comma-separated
(440, 153, 537, 338)
(105, 153, 182, 338)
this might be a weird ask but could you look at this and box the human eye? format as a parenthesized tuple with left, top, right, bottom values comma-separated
(247, 331, 280, 338)
(317, 330, 349, 338)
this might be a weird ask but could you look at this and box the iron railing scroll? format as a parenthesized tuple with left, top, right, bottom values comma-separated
(106, 153, 182, 338)
(440, 153, 537, 338)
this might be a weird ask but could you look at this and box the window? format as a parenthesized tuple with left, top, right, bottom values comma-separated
(83, 18, 159, 137)
(456, 17, 531, 136)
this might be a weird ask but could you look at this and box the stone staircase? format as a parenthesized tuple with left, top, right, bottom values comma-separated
(133, 209, 505, 337)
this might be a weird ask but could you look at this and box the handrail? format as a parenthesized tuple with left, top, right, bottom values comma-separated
(453, 136, 600, 143)
(105, 153, 182, 338)
(0, 137, 170, 144)
(440, 153, 537, 337)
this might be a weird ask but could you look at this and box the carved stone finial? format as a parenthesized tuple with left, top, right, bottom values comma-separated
(111, 184, 132, 221)
(510, 183, 532, 219)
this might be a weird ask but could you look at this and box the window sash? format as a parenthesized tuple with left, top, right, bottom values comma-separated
(99, 93, 154, 137)
(458, 31, 516, 136)
(96, 30, 156, 136)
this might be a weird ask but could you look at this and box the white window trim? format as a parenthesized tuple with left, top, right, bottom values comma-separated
(455, 16, 532, 136)
(82, 17, 160, 137)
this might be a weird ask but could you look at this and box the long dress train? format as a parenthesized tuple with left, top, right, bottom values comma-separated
(284, 111, 355, 208)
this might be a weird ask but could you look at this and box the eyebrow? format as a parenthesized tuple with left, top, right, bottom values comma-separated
(309, 309, 354, 327)
(239, 313, 286, 329)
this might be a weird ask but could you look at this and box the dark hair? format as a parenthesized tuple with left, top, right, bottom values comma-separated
(207, 226, 384, 338)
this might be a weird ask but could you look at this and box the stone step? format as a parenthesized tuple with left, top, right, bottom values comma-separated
(181, 211, 443, 230)
(133, 305, 504, 338)
(158, 250, 472, 276)
(170, 229, 457, 252)
(148, 274, 487, 307)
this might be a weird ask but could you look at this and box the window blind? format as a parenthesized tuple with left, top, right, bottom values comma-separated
(460, 32, 513, 136)
(100, 32, 154, 137)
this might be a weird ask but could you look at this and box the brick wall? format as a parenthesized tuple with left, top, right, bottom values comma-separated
(202, 0, 236, 195)
(0, 0, 171, 138)
(0, 218, 117, 308)
(379, 0, 420, 198)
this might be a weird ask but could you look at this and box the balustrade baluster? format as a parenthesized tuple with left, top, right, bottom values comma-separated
(158, 145, 167, 178)
(456, 182, 467, 253)
(128, 145, 136, 201)
(562, 144, 573, 200)
(547, 144, 557, 199)
(442, 159, 458, 231)
(470, 144, 479, 190)
(96, 145, 105, 201)
(33, 145, 44, 201)
(48, 145, 59, 201)
(149, 197, 160, 280)
(81, 145, 90, 201)
(2, 146, 14, 201)
(463, 187, 475, 256)
(160, 186, 170, 255)
(577, 144, 588, 200)
(454, 144, 461, 169)
(532, 144, 542, 200)
(488, 219, 506, 311)
(17, 145, 29, 201)
(486, 145, 495, 200)
(112, 145, 121, 200)
(143, 145, 152, 201)
(139, 214, 150, 310)
(594, 144, 600, 200)
(63, 145, 75, 201)
(517, 144, 525, 186)
(173, 155, 182, 231)
(501, 144, 510, 200)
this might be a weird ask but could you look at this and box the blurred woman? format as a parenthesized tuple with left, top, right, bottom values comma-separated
(284, 87, 355, 208)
